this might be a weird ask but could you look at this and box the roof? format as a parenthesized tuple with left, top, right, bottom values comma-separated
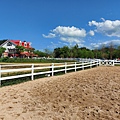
(0, 39, 8, 45)
(10, 40, 21, 46)
(10, 40, 32, 49)
(0, 39, 32, 49)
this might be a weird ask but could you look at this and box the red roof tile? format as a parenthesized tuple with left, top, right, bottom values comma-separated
(10, 40, 32, 49)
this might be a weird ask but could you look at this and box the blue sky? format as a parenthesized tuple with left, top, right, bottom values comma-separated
(0, 0, 120, 51)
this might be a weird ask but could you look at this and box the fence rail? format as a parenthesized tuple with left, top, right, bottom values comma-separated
(99, 60, 120, 66)
(0, 59, 120, 86)
(0, 61, 99, 86)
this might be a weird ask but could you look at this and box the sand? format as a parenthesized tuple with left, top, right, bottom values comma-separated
(0, 66, 120, 120)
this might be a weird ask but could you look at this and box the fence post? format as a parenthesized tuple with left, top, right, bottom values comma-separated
(31, 64, 34, 80)
(82, 61, 84, 70)
(99, 60, 101, 66)
(0, 65, 1, 86)
(112, 60, 115, 66)
(52, 63, 54, 76)
(75, 62, 76, 72)
(65, 62, 67, 74)
(97, 60, 99, 67)
(90, 61, 92, 68)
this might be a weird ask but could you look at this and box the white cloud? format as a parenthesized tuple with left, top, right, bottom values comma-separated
(60, 37, 82, 44)
(53, 26, 86, 37)
(101, 18, 105, 21)
(43, 26, 86, 45)
(42, 33, 56, 38)
(89, 19, 120, 37)
(90, 43, 99, 48)
(89, 20, 99, 26)
(91, 40, 120, 48)
(47, 41, 70, 50)
(89, 30, 95, 36)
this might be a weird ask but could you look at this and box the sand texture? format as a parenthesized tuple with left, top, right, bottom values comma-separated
(0, 66, 120, 120)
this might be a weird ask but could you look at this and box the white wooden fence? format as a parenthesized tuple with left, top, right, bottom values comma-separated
(79, 59, 120, 66)
(0, 59, 120, 86)
(0, 61, 99, 86)
(98, 59, 120, 66)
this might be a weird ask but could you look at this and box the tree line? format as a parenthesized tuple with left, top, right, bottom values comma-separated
(53, 44, 120, 59)
(23, 43, 120, 59)
(0, 43, 120, 59)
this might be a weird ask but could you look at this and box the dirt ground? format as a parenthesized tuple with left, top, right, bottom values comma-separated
(0, 66, 120, 120)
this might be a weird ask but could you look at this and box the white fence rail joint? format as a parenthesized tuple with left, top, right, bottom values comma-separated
(98, 59, 120, 66)
(65, 62, 67, 74)
(31, 64, 34, 80)
(0, 65, 1, 86)
(52, 63, 54, 76)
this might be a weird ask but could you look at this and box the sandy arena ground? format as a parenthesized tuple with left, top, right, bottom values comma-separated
(0, 66, 120, 120)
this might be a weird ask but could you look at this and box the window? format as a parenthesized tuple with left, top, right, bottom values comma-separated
(24, 42, 27, 47)
(7, 42, 12, 46)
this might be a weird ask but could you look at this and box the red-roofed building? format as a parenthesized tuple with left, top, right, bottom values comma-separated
(10, 40, 32, 49)
(0, 39, 37, 58)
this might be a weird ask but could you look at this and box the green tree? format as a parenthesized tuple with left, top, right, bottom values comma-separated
(109, 42, 114, 59)
(0, 47, 6, 57)
(44, 49, 53, 57)
(34, 50, 47, 57)
(61, 46, 70, 58)
(93, 48, 98, 58)
(71, 44, 79, 58)
(16, 45, 25, 53)
(88, 51, 94, 58)
(116, 46, 120, 58)
(54, 48, 62, 58)
(101, 44, 106, 59)
(54, 46, 70, 58)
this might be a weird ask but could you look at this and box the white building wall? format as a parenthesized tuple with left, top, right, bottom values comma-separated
(2, 41, 16, 52)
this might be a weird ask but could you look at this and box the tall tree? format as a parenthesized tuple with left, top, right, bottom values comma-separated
(117, 46, 120, 58)
(109, 42, 114, 59)
(93, 47, 98, 58)
(61, 46, 70, 58)
(71, 44, 79, 58)
(54, 48, 62, 58)
(34, 50, 47, 57)
(44, 49, 53, 57)
(101, 44, 106, 59)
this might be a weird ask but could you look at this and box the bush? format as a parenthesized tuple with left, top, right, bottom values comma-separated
(0, 58, 75, 63)
(0, 57, 9, 62)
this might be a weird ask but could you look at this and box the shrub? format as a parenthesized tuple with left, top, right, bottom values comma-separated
(0, 58, 75, 63)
